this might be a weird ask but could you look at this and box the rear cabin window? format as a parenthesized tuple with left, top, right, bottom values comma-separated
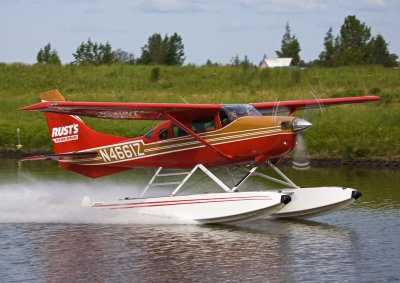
(158, 128, 168, 140)
(173, 125, 188, 137)
(192, 116, 215, 133)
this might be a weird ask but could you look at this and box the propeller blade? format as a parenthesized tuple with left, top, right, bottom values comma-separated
(292, 132, 311, 170)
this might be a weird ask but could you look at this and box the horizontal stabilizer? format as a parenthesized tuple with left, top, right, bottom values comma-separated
(21, 151, 98, 161)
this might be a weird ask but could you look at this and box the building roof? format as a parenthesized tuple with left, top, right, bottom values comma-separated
(260, 58, 292, 68)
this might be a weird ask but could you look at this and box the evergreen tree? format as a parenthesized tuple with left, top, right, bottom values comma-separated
(100, 42, 113, 64)
(36, 43, 61, 65)
(139, 33, 185, 65)
(318, 27, 336, 67)
(230, 54, 241, 66)
(316, 15, 398, 67)
(276, 22, 301, 66)
(164, 33, 185, 65)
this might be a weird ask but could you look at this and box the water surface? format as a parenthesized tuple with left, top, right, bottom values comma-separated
(0, 159, 399, 282)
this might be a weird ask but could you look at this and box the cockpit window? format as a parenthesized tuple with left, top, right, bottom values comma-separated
(220, 104, 261, 126)
(192, 116, 215, 133)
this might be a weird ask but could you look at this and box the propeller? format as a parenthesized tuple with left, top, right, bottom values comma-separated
(291, 90, 324, 170)
(292, 129, 311, 170)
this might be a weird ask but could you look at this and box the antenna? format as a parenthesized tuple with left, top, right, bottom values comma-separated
(179, 96, 189, 104)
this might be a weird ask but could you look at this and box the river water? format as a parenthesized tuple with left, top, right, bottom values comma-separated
(0, 159, 399, 282)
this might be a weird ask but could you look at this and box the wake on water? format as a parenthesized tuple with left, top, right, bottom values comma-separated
(0, 175, 196, 225)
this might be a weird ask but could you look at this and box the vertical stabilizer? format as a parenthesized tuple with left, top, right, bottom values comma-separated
(39, 89, 126, 154)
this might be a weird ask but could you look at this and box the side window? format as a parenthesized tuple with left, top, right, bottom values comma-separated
(158, 128, 168, 140)
(173, 125, 188, 137)
(219, 111, 230, 127)
(192, 117, 215, 133)
(144, 129, 153, 139)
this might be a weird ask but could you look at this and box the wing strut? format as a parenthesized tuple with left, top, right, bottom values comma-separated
(163, 112, 232, 160)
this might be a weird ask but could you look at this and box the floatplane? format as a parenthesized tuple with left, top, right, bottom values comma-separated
(21, 89, 379, 224)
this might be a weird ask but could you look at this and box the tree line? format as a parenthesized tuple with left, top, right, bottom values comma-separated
(37, 33, 185, 66)
(267, 15, 397, 67)
(37, 15, 398, 67)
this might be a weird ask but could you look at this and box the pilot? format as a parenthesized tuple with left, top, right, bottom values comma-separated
(228, 111, 238, 121)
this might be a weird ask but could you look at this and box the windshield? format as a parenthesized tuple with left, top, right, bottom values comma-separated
(222, 104, 261, 118)
(220, 104, 261, 126)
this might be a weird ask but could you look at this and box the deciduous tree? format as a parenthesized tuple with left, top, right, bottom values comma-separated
(336, 15, 371, 65)
(112, 49, 136, 64)
(73, 39, 114, 65)
(368, 34, 398, 67)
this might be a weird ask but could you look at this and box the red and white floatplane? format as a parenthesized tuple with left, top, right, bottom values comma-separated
(21, 89, 377, 223)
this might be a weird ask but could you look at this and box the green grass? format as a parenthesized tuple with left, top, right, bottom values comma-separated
(0, 63, 399, 160)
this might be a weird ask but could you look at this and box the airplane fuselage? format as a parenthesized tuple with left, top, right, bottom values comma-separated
(59, 116, 297, 171)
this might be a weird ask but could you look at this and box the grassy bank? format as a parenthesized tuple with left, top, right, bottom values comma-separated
(0, 63, 399, 160)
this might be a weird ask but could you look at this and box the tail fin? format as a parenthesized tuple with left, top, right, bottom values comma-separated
(40, 89, 126, 154)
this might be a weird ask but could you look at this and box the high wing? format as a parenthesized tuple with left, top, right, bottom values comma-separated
(21, 100, 222, 121)
(252, 96, 380, 115)
(22, 93, 380, 120)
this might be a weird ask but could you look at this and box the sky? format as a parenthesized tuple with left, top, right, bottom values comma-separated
(1, 0, 399, 65)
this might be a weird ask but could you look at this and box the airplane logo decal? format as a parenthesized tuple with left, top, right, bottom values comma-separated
(51, 123, 79, 143)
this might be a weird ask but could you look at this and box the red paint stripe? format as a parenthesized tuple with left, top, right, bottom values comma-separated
(110, 197, 273, 210)
(93, 195, 273, 207)
(93, 195, 274, 209)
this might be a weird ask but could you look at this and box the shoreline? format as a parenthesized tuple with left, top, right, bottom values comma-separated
(1, 151, 399, 170)
(282, 158, 400, 169)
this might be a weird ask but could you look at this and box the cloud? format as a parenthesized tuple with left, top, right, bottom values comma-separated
(338, 0, 387, 11)
(221, 21, 254, 32)
(238, 0, 328, 13)
(137, 0, 220, 13)
(69, 27, 128, 34)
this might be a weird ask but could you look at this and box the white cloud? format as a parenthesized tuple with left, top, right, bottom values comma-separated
(69, 27, 128, 34)
(137, 0, 219, 13)
(365, 0, 386, 7)
(338, 0, 387, 11)
(238, 0, 328, 13)
(221, 21, 254, 32)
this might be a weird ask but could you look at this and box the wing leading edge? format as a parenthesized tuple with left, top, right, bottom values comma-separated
(252, 96, 380, 115)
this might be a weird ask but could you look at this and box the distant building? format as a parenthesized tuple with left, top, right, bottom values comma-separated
(259, 58, 293, 68)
